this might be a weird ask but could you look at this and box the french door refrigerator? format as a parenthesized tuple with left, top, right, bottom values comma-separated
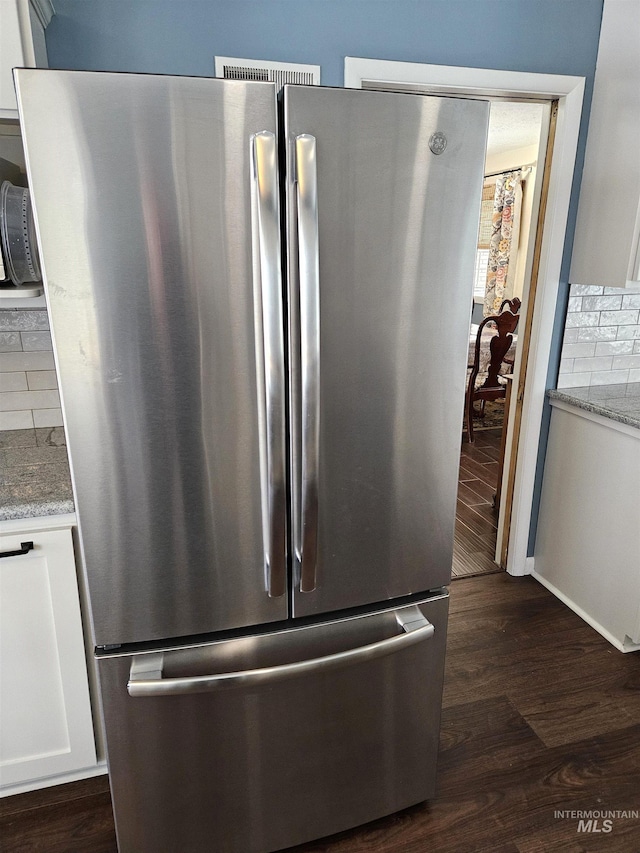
(15, 69, 488, 853)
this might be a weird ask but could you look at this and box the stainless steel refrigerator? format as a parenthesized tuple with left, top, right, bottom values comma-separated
(15, 69, 488, 853)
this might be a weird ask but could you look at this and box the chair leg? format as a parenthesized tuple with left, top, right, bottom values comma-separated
(466, 394, 475, 443)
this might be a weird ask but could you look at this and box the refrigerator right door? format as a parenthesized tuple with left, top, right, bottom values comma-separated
(285, 86, 489, 617)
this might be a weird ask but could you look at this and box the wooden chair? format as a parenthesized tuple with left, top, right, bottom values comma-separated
(464, 297, 521, 443)
(499, 297, 522, 314)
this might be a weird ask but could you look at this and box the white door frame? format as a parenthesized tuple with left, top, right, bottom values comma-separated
(344, 58, 585, 577)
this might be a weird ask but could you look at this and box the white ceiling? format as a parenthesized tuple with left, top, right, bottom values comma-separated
(486, 101, 545, 160)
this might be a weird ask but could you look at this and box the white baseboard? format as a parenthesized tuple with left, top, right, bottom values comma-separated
(530, 569, 640, 654)
(0, 760, 108, 799)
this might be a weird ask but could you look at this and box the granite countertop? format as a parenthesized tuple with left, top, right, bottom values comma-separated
(548, 382, 640, 431)
(3, 384, 637, 520)
(0, 427, 75, 521)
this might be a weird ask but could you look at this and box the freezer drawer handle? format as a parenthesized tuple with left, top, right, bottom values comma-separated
(0, 541, 34, 559)
(295, 133, 320, 594)
(127, 606, 434, 697)
(251, 130, 287, 598)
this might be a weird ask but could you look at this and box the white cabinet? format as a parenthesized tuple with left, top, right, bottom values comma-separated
(0, 516, 98, 794)
(0, 0, 54, 119)
(534, 403, 640, 652)
(569, 0, 640, 288)
(0, 0, 53, 304)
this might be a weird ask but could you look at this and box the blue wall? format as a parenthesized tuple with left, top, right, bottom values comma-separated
(46, 0, 602, 85)
(45, 0, 604, 556)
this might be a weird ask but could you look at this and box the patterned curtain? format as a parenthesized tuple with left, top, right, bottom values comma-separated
(483, 170, 523, 316)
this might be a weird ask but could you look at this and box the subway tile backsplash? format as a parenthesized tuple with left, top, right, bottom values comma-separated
(0, 309, 63, 430)
(4, 290, 639, 422)
(558, 284, 640, 388)
(582, 295, 622, 311)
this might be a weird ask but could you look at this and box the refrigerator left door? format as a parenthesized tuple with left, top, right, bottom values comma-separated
(15, 70, 288, 646)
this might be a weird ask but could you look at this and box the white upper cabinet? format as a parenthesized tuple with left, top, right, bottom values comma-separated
(0, 0, 54, 119)
(569, 0, 640, 288)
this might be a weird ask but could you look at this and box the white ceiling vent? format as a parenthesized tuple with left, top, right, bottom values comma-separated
(214, 57, 320, 89)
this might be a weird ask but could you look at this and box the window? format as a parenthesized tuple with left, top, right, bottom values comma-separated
(474, 248, 490, 300)
(474, 182, 495, 301)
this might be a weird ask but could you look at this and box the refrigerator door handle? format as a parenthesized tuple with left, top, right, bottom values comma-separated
(127, 606, 434, 697)
(295, 134, 320, 594)
(251, 131, 287, 598)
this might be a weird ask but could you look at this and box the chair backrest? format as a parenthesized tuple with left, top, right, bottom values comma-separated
(469, 299, 521, 392)
(499, 296, 522, 314)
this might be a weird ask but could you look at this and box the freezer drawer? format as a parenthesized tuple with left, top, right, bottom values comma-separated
(97, 594, 449, 853)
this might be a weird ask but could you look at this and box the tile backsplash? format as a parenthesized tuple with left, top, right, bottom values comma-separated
(4, 288, 639, 423)
(557, 284, 640, 388)
(0, 308, 63, 430)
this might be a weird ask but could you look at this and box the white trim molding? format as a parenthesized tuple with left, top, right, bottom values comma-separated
(344, 58, 585, 578)
(27, 0, 55, 30)
(0, 512, 76, 535)
(345, 58, 583, 102)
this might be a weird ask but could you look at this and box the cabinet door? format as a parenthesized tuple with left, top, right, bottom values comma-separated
(0, 0, 27, 117)
(569, 0, 640, 287)
(0, 0, 51, 119)
(0, 527, 96, 789)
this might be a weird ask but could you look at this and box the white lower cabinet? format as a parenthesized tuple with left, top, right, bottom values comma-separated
(535, 403, 640, 652)
(0, 517, 98, 794)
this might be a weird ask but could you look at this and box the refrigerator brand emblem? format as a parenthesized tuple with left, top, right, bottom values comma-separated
(429, 132, 447, 155)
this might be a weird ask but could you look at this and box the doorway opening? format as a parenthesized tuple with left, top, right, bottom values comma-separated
(455, 99, 547, 578)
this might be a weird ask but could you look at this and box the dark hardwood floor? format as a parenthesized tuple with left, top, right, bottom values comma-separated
(3, 572, 640, 852)
(454, 427, 503, 578)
